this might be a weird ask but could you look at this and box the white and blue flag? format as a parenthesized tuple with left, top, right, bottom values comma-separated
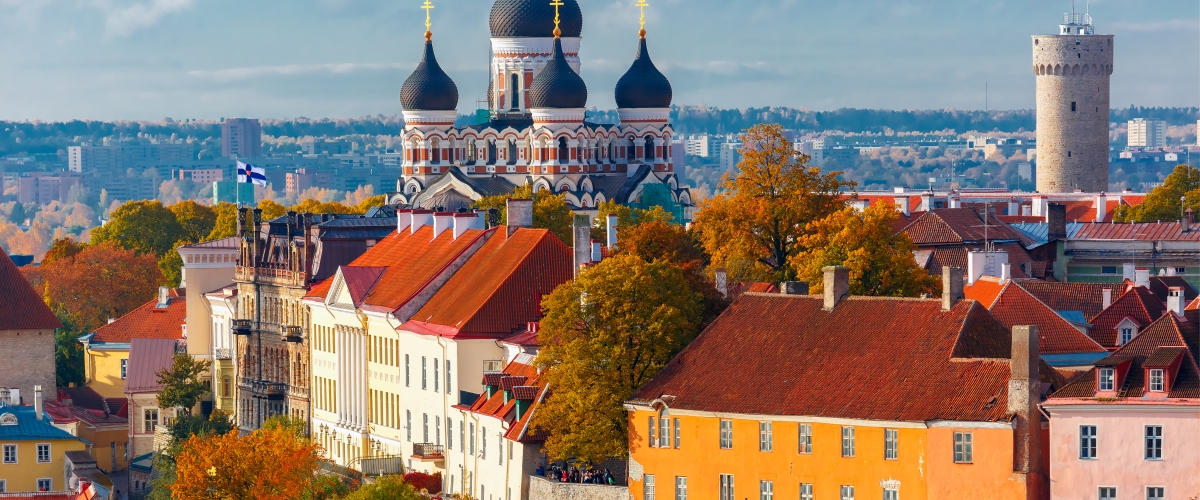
(237, 161, 267, 186)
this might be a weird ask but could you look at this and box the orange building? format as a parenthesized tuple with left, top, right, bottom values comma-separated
(627, 268, 1055, 500)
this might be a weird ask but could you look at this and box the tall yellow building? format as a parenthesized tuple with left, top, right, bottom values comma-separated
(627, 268, 1057, 500)
(0, 388, 87, 493)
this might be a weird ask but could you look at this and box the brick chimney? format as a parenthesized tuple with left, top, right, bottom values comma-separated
(506, 199, 533, 237)
(823, 266, 849, 310)
(1046, 203, 1067, 240)
(1184, 209, 1194, 233)
(573, 214, 591, 276)
(1008, 325, 1045, 492)
(942, 266, 964, 311)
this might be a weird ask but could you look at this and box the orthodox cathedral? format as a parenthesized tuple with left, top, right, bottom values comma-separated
(390, 0, 692, 220)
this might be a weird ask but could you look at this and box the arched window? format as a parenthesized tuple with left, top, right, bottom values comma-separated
(487, 140, 497, 164)
(627, 138, 636, 161)
(508, 140, 518, 165)
(558, 137, 570, 163)
(645, 137, 656, 160)
(510, 74, 520, 110)
(431, 138, 441, 164)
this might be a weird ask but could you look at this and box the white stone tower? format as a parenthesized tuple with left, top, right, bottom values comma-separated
(1033, 8, 1113, 193)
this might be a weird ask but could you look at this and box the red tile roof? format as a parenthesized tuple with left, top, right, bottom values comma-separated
(1058, 199, 1124, 223)
(1050, 312, 1199, 400)
(902, 209, 1029, 246)
(631, 294, 1019, 422)
(0, 249, 61, 330)
(339, 266, 387, 308)
(467, 356, 547, 442)
(919, 244, 1034, 279)
(1071, 222, 1200, 241)
(404, 228, 572, 338)
(1147, 276, 1198, 304)
(1012, 280, 1111, 320)
(971, 280, 1105, 354)
(964, 276, 1007, 308)
(89, 289, 186, 343)
(1088, 287, 1166, 348)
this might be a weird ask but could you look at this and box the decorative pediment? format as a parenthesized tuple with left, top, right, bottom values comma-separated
(0, 413, 17, 426)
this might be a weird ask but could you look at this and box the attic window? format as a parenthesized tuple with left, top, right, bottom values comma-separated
(0, 413, 15, 426)
(1098, 368, 1115, 391)
(1149, 369, 1165, 392)
(1119, 327, 1135, 345)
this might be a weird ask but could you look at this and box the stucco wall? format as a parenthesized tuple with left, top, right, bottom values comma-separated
(529, 476, 631, 500)
(86, 348, 129, 399)
(1046, 406, 1200, 499)
(0, 438, 86, 492)
(0, 329, 57, 403)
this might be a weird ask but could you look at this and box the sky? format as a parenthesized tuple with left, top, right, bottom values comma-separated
(0, 0, 1196, 121)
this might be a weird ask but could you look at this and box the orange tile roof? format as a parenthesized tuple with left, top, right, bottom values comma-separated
(964, 276, 1007, 308)
(404, 228, 573, 338)
(1089, 287, 1166, 348)
(632, 294, 1018, 422)
(467, 357, 547, 442)
(983, 282, 1106, 354)
(89, 289, 185, 343)
(903, 209, 1028, 246)
(0, 249, 61, 331)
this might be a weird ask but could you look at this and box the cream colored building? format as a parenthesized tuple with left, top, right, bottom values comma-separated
(205, 286, 239, 414)
(177, 238, 238, 413)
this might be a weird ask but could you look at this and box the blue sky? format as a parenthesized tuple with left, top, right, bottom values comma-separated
(0, 0, 1195, 120)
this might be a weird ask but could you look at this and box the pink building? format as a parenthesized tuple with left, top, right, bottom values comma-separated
(1042, 303, 1200, 500)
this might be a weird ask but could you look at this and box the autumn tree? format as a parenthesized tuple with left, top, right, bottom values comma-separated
(354, 194, 389, 214)
(168, 201, 217, 243)
(474, 183, 574, 244)
(90, 200, 185, 257)
(258, 199, 287, 221)
(1114, 164, 1200, 222)
(590, 200, 673, 240)
(42, 238, 86, 266)
(156, 354, 212, 415)
(290, 199, 356, 215)
(206, 202, 239, 241)
(692, 123, 853, 282)
(532, 254, 702, 463)
(25, 241, 162, 333)
(342, 475, 423, 500)
(791, 201, 937, 297)
(170, 425, 321, 500)
(619, 220, 728, 325)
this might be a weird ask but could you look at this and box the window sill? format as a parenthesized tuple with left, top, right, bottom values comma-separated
(1143, 458, 1164, 462)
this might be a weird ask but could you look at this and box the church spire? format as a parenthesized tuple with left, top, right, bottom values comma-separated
(421, 0, 435, 41)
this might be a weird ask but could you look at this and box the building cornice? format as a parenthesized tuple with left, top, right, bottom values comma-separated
(623, 404, 1013, 429)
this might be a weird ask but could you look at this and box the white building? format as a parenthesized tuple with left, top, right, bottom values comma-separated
(719, 143, 742, 172)
(67, 143, 193, 174)
(684, 135, 725, 158)
(1128, 118, 1167, 148)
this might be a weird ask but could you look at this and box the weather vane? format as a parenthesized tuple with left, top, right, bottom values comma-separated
(550, 0, 564, 37)
(637, 0, 649, 36)
(421, 0, 435, 40)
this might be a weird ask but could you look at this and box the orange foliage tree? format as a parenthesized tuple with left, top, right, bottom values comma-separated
(24, 241, 162, 333)
(171, 426, 321, 500)
(618, 220, 727, 325)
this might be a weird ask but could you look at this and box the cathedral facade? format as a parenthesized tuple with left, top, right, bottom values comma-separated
(391, 0, 692, 219)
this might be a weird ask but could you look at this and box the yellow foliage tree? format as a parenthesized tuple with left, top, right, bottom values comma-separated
(171, 426, 320, 500)
(791, 201, 936, 297)
(1114, 164, 1200, 222)
(474, 184, 574, 244)
(257, 200, 287, 221)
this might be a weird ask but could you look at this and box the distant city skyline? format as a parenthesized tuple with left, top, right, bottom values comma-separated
(0, 0, 1195, 121)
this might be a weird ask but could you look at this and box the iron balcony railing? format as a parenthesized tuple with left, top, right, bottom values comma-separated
(412, 443, 444, 460)
(281, 325, 304, 343)
(232, 319, 253, 336)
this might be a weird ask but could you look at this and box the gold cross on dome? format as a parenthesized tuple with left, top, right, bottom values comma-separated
(637, 0, 649, 32)
(550, 0, 565, 37)
(421, 0, 435, 34)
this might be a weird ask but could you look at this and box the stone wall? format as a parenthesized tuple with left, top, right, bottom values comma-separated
(528, 476, 631, 500)
(1032, 34, 1114, 193)
(0, 329, 56, 403)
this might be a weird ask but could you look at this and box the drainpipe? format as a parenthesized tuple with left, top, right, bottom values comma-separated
(357, 309, 371, 463)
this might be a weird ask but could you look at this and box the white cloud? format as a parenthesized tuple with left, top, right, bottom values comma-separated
(95, 0, 196, 37)
(189, 63, 408, 83)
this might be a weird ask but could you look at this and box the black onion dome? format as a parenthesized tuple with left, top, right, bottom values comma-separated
(615, 37, 672, 109)
(400, 40, 459, 111)
(528, 38, 587, 109)
(489, 0, 582, 38)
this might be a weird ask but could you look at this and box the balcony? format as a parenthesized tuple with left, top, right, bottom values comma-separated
(241, 379, 288, 400)
(411, 443, 444, 462)
(281, 325, 303, 343)
(232, 319, 253, 336)
(235, 265, 308, 287)
(214, 348, 233, 360)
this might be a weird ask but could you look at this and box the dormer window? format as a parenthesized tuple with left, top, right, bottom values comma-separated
(1119, 327, 1134, 345)
(0, 413, 16, 426)
(1098, 368, 1115, 391)
(1149, 369, 1165, 392)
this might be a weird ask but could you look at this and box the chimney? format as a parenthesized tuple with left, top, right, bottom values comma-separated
(1008, 325, 1043, 477)
(1007, 197, 1019, 216)
(780, 282, 809, 295)
(920, 192, 935, 212)
(1000, 262, 1011, 281)
(157, 287, 170, 307)
(573, 214, 591, 275)
(34, 385, 43, 420)
(1135, 268, 1151, 289)
(1031, 196, 1048, 217)
(942, 266, 964, 311)
(506, 199, 533, 237)
(1184, 209, 1194, 233)
(1046, 203, 1067, 240)
(894, 196, 910, 216)
(1167, 267, 1177, 277)
(452, 212, 484, 239)
(591, 241, 602, 263)
(410, 210, 434, 234)
(431, 212, 455, 238)
(1122, 263, 1136, 282)
(606, 214, 619, 251)
(822, 266, 850, 310)
(396, 209, 413, 233)
(1102, 288, 1112, 309)
(1167, 287, 1184, 315)
(948, 192, 962, 209)
(0, 388, 8, 405)
(715, 269, 728, 298)
(1095, 193, 1107, 222)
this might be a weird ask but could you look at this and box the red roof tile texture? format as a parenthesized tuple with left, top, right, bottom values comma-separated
(903, 209, 1028, 246)
(89, 289, 186, 343)
(468, 359, 546, 442)
(1013, 280, 1111, 320)
(1050, 312, 1200, 400)
(975, 281, 1105, 354)
(0, 250, 61, 331)
(632, 294, 1018, 422)
(1088, 287, 1166, 348)
(1071, 222, 1200, 241)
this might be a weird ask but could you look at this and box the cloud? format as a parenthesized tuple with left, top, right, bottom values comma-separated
(95, 0, 196, 37)
(0, 0, 58, 28)
(188, 63, 408, 83)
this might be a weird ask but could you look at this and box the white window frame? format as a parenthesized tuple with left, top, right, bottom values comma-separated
(759, 480, 773, 500)
(1098, 368, 1115, 391)
(421, 356, 427, 390)
(644, 474, 656, 500)
(1080, 425, 1098, 460)
(648, 416, 657, 448)
(798, 423, 812, 454)
(719, 474, 734, 500)
(840, 485, 855, 500)
(1146, 486, 1165, 500)
(144, 408, 158, 433)
(673, 418, 681, 449)
(675, 476, 687, 500)
(406, 411, 412, 441)
(884, 487, 899, 500)
(884, 429, 899, 460)
(1119, 328, 1134, 345)
(2, 444, 15, 464)
(121, 358, 128, 379)
(1149, 369, 1165, 392)
(841, 426, 855, 458)
(36, 478, 51, 492)
(1098, 486, 1117, 500)
(799, 483, 813, 500)
(759, 422, 773, 452)
(954, 431, 973, 463)
(659, 413, 670, 448)
(1144, 425, 1162, 460)
(0, 479, 5, 493)
(36, 443, 50, 463)
(433, 357, 439, 393)
(719, 420, 733, 450)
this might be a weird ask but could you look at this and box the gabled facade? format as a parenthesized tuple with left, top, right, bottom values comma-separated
(1089, 286, 1167, 350)
(1043, 310, 1200, 499)
(79, 288, 186, 400)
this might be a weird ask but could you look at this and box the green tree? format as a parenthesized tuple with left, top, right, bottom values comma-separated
(168, 410, 235, 442)
(1114, 164, 1200, 222)
(206, 202, 239, 241)
(693, 123, 853, 282)
(168, 201, 217, 243)
(341, 475, 423, 500)
(473, 184, 574, 244)
(8, 202, 28, 225)
(590, 201, 674, 240)
(156, 353, 212, 415)
(53, 311, 85, 387)
(532, 254, 703, 463)
(791, 201, 937, 297)
(90, 200, 185, 257)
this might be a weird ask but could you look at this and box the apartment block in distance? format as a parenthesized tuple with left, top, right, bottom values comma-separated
(1128, 118, 1167, 148)
(221, 118, 262, 159)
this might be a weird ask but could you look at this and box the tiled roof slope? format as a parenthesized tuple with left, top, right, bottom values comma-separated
(90, 289, 185, 343)
(406, 229, 572, 338)
(1071, 222, 1200, 241)
(631, 294, 1018, 422)
(0, 249, 61, 330)
(966, 278, 1105, 354)
(920, 244, 1035, 279)
(1050, 312, 1200, 400)
(902, 209, 1028, 246)
(124, 339, 178, 394)
(1088, 287, 1166, 348)
(1014, 280, 1110, 320)
(1147, 276, 1199, 304)
(467, 356, 547, 442)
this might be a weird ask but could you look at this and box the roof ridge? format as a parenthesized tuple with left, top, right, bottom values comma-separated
(369, 226, 494, 312)
(1009, 283, 1105, 351)
(439, 228, 554, 330)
